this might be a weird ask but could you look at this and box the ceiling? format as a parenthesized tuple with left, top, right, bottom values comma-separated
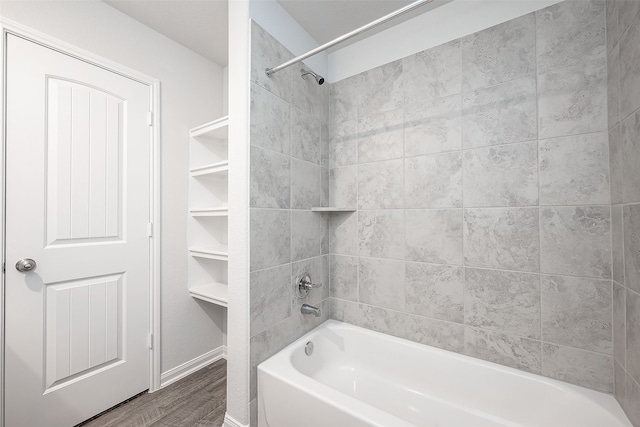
(103, 0, 439, 67)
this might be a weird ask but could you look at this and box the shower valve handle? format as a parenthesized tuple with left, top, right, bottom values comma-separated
(296, 272, 322, 298)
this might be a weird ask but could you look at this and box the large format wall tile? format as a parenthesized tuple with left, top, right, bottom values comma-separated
(465, 268, 540, 339)
(292, 63, 326, 119)
(464, 327, 542, 374)
(292, 107, 322, 165)
(358, 257, 406, 312)
(619, 12, 640, 119)
(328, 119, 357, 168)
(540, 206, 611, 279)
(542, 343, 613, 392)
(330, 212, 358, 256)
(405, 262, 464, 323)
(463, 141, 538, 207)
(626, 372, 640, 427)
(358, 159, 404, 209)
(624, 204, 640, 293)
(250, 22, 292, 101)
(404, 94, 462, 157)
(405, 152, 463, 208)
(358, 109, 404, 163)
(606, 0, 619, 54)
(538, 59, 607, 139)
(329, 166, 357, 208)
(461, 14, 536, 91)
(464, 208, 540, 272)
(333, 301, 406, 338)
(403, 40, 462, 105)
(404, 314, 465, 352)
(291, 159, 322, 209)
(329, 255, 358, 302)
(329, 75, 359, 124)
(359, 210, 405, 259)
(541, 274, 612, 353)
(613, 282, 626, 366)
(292, 256, 330, 305)
(535, 0, 606, 74)
(405, 209, 463, 265)
(250, 82, 291, 155)
(250, 145, 290, 209)
(250, 209, 291, 271)
(619, 0, 640, 37)
(620, 111, 640, 204)
(539, 132, 610, 205)
(357, 60, 403, 117)
(615, 361, 626, 406)
(462, 76, 537, 148)
(628, 289, 640, 383)
(291, 211, 325, 262)
(613, 205, 625, 285)
(608, 44, 621, 129)
(250, 264, 292, 336)
(609, 126, 624, 205)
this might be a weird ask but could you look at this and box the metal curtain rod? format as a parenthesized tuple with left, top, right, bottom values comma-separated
(265, 0, 437, 77)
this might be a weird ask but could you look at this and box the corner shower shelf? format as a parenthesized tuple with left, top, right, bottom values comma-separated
(311, 207, 357, 212)
(189, 282, 228, 307)
(190, 207, 229, 217)
(190, 161, 229, 177)
(189, 246, 229, 261)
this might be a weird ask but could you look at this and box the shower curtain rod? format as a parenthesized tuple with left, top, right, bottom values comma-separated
(265, 0, 437, 77)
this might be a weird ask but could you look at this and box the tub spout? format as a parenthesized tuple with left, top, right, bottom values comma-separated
(301, 303, 321, 317)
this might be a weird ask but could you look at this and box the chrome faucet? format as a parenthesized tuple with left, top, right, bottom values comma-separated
(301, 303, 321, 317)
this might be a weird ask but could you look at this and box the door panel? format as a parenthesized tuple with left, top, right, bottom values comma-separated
(5, 34, 151, 426)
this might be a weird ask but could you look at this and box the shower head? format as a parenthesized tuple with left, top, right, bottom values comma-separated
(301, 69, 325, 85)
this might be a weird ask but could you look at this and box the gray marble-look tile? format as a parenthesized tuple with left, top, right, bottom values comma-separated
(250, 145, 290, 209)
(328, 119, 357, 168)
(538, 59, 608, 140)
(291, 210, 324, 262)
(463, 141, 538, 207)
(613, 205, 625, 285)
(462, 13, 536, 91)
(291, 107, 322, 165)
(625, 370, 640, 427)
(542, 343, 613, 393)
(329, 74, 359, 124)
(358, 109, 404, 163)
(291, 63, 326, 120)
(462, 76, 537, 148)
(250, 209, 291, 271)
(405, 209, 464, 265)
(405, 262, 464, 323)
(540, 206, 612, 279)
(606, 0, 620, 53)
(539, 132, 611, 205)
(620, 110, 640, 204)
(357, 60, 403, 117)
(330, 297, 359, 324)
(619, 2, 640, 119)
(608, 44, 621, 130)
(250, 82, 291, 155)
(329, 166, 357, 208)
(625, 205, 640, 293)
(403, 39, 462, 105)
(250, 264, 292, 336)
(330, 255, 358, 302)
(615, 360, 626, 407)
(321, 123, 330, 169)
(465, 268, 540, 339)
(628, 289, 640, 383)
(614, 281, 626, 366)
(359, 210, 405, 259)
(291, 158, 321, 209)
(464, 327, 542, 374)
(541, 274, 612, 353)
(405, 152, 462, 209)
(356, 304, 407, 339)
(250, 318, 296, 398)
(464, 208, 540, 272)
(404, 314, 465, 352)
(610, 125, 624, 205)
(250, 21, 292, 101)
(358, 159, 404, 209)
(535, 0, 606, 74)
(619, 0, 640, 34)
(321, 167, 329, 210)
(404, 94, 462, 157)
(292, 255, 330, 306)
(330, 212, 358, 256)
(358, 257, 405, 312)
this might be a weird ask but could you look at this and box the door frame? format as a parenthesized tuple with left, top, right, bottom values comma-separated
(0, 18, 163, 426)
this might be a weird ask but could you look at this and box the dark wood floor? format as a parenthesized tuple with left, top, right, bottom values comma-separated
(81, 359, 227, 427)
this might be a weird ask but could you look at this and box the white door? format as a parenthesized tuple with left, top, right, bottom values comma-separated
(4, 35, 152, 426)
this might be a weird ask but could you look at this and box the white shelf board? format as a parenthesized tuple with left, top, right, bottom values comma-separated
(190, 161, 229, 177)
(311, 207, 357, 212)
(189, 282, 228, 307)
(190, 116, 229, 140)
(190, 207, 229, 217)
(189, 246, 229, 261)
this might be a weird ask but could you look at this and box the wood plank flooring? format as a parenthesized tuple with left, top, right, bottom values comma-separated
(79, 359, 227, 427)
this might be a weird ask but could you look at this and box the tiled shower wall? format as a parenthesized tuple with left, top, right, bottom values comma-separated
(329, 0, 618, 393)
(607, 0, 640, 425)
(247, 22, 330, 425)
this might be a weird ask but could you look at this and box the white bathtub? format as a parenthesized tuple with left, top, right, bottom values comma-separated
(258, 320, 631, 427)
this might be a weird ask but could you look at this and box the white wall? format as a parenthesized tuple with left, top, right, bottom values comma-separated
(0, 0, 226, 374)
(328, 0, 563, 82)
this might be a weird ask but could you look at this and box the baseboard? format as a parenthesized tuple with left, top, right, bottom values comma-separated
(223, 413, 248, 427)
(160, 346, 224, 388)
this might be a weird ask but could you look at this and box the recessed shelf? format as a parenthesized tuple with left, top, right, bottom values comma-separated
(189, 282, 228, 307)
(189, 246, 228, 261)
(190, 116, 229, 140)
(311, 207, 357, 212)
(190, 207, 228, 217)
(190, 161, 229, 177)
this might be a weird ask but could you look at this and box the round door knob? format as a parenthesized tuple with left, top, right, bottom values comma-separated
(15, 258, 37, 273)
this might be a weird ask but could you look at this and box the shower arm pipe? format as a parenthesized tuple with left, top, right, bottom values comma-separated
(265, 0, 436, 77)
